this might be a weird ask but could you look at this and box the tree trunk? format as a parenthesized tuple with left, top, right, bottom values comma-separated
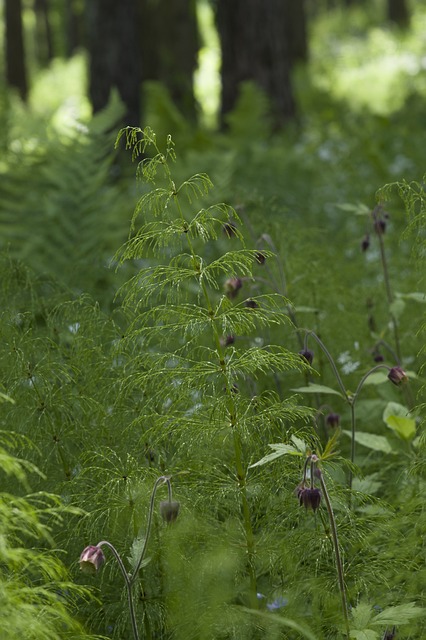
(388, 0, 410, 27)
(4, 0, 28, 101)
(87, 0, 141, 125)
(140, 0, 198, 120)
(34, 0, 54, 66)
(287, 0, 308, 65)
(65, 0, 85, 56)
(216, 0, 297, 128)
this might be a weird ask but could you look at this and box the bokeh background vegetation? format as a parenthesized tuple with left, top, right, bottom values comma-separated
(0, 1, 425, 639)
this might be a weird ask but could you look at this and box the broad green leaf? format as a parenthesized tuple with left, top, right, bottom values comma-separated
(362, 371, 389, 385)
(291, 384, 344, 398)
(371, 602, 425, 626)
(396, 291, 426, 303)
(350, 631, 378, 640)
(342, 430, 393, 453)
(385, 415, 416, 440)
(383, 402, 416, 440)
(383, 402, 411, 420)
(335, 202, 370, 215)
(389, 298, 406, 320)
(249, 443, 302, 469)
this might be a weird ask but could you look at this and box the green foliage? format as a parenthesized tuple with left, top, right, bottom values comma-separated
(0, 92, 131, 300)
(0, 432, 99, 640)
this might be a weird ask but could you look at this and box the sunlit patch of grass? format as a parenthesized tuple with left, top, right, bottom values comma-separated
(29, 52, 91, 122)
(194, 0, 221, 129)
(310, 5, 426, 115)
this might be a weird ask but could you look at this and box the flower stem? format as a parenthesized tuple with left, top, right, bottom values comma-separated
(97, 540, 140, 640)
(317, 471, 350, 639)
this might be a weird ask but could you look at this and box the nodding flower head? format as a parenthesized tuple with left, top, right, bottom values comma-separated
(244, 299, 258, 309)
(79, 545, 105, 574)
(373, 350, 384, 363)
(224, 277, 243, 299)
(297, 486, 322, 512)
(299, 348, 314, 366)
(160, 500, 180, 523)
(361, 234, 370, 252)
(325, 412, 340, 428)
(223, 222, 238, 238)
(220, 335, 235, 348)
(388, 366, 408, 386)
(372, 205, 388, 236)
(255, 251, 266, 265)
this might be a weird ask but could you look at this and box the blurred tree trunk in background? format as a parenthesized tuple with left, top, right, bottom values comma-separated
(65, 0, 85, 56)
(388, 0, 410, 27)
(34, 0, 54, 66)
(216, 0, 304, 128)
(87, 0, 141, 125)
(140, 0, 198, 120)
(4, 0, 28, 101)
(287, 0, 308, 65)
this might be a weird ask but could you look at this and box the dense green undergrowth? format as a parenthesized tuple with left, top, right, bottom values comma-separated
(0, 5, 425, 639)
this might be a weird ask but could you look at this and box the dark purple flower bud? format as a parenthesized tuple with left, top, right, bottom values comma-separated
(387, 366, 408, 386)
(374, 219, 386, 235)
(224, 277, 242, 299)
(298, 487, 321, 511)
(79, 545, 105, 574)
(361, 234, 370, 251)
(244, 299, 258, 309)
(299, 348, 314, 366)
(255, 251, 266, 265)
(160, 500, 180, 523)
(223, 222, 238, 238)
(325, 412, 340, 428)
(373, 351, 384, 363)
(220, 335, 235, 347)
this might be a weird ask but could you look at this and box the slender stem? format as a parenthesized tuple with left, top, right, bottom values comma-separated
(317, 472, 350, 639)
(377, 231, 403, 365)
(302, 330, 348, 399)
(131, 475, 169, 584)
(97, 540, 140, 640)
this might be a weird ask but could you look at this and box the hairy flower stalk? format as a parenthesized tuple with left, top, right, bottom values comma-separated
(300, 330, 409, 491)
(79, 476, 176, 640)
(298, 455, 350, 639)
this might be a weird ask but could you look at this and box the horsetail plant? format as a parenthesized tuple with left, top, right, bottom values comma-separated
(112, 126, 311, 613)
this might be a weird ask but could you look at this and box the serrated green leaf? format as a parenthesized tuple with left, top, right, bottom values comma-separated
(371, 602, 425, 626)
(291, 384, 344, 398)
(350, 602, 374, 628)
(342, 430, 393, 453)
(249, 443, 302, 469)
